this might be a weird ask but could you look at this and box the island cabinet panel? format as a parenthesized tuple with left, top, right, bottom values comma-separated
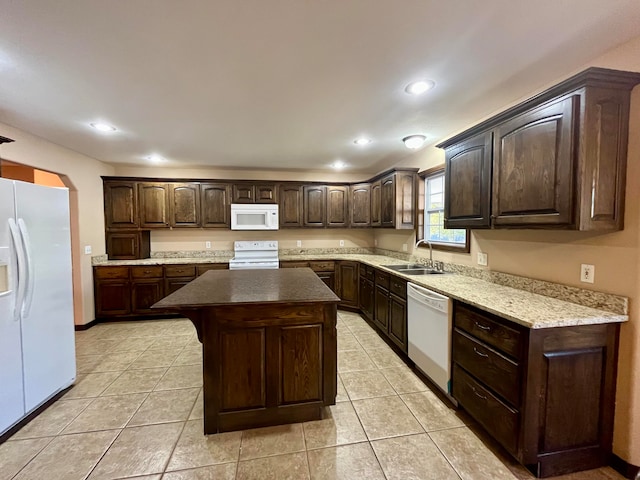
(444, 131, 493, 229)
(279, 184, 304, 227)
(303, 185, 326, 227)
(138, 182, 170, 228)
(220, 329, 266, 410)
(201, 183, 231, 228)
(492, 96, 577, 227)
(370, 180, 382, 227)
(451, 301, 620, 478)
(104, 181, 139, 229)
(350, 183, 371, 227)
(279, 325, 323, 403)
(170, 183, 201, 227)
(326, 185, 349, 227)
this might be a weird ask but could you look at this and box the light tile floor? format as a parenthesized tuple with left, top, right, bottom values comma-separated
(0, 312, 625, 480)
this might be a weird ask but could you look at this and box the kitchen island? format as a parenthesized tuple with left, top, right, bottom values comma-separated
(152, 267, 340, 434)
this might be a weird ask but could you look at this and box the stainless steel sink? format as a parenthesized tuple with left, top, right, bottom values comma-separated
(383, 264, 446, 275)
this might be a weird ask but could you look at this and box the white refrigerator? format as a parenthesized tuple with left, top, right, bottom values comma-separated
(0, 178, 76, 436)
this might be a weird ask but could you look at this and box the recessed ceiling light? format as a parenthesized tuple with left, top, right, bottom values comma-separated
(146, 154, 166, 163)
(353, 137, 371, 146)
(402, 135, 427, 149)
(89, 122, 117, 133)
(332, 160, 347, 169)
(404, 79, 435, 95)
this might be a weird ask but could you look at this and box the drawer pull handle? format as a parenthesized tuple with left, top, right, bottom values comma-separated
(475, 321, 491, 331)
(144, 270, 151, 274)
(473, 347, 488, 358)
(469, 384, 488, 401)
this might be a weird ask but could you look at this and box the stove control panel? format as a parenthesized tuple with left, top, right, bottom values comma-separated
(234, 241, 278, 251)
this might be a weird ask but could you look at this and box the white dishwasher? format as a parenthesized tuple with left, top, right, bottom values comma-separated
(407, 282, 453, 396)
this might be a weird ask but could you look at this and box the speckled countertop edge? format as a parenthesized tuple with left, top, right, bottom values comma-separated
(92, 251, 628, 329)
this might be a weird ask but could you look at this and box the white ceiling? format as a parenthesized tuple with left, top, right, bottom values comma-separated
(1, 1, 639, 175)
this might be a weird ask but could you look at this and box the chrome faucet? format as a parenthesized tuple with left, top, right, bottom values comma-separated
(415, 239, 433, 267)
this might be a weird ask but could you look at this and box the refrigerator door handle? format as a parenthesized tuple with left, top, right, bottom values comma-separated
(7, 218, 26, 321)
(17, 219, 35, 318)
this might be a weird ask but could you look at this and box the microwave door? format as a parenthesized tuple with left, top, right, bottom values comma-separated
(234, 211, 267, 230)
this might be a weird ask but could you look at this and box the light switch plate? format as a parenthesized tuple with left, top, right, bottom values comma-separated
(339, 240, 345, 247)
(296, 240, 302, 247)
(84, 245, 92, 255)
(205, 241, 211, 249)
(477, 252, 488, 266)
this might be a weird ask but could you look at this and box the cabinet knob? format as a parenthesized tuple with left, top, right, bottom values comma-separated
(473, 347, 489, 358)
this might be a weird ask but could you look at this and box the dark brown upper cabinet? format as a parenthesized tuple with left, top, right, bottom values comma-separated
(350, 183, 371, 227)
(380, 171, 416, 229)
(326, 185, 349, 227)
(444, 132, 493, 229)
(279, 184, 304, 228)
(232, 183, 278, 204)
(303, 185, 326, 227)
(170, 183, 201, 227)
(104, 181, 139, 229)
(201, 183, 231, 228)
(437, 67, 640, 231)
(370, 180, 381, 227)
(138, 182, 170, 228)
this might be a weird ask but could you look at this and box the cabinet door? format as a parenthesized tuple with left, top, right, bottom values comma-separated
(350, 183, 371, 227)
(337, 261, 359, 308)
(326, 185, 349, 227)
(370, 180, 381, 227)
(303, 185, 326, 227)
(374, 284, 389, 331)
(138, 183, 170, 228)
(444, 131, 493, 228)
(106, 231, 150, 260)
(232, 184, 254, 203)
(380, 174, 395, 227)
(255, 184, 278, 203)
(201, 183, 231, 228)
(358, 277, 374, 320)
(95, 280, 131, 317)
(131, 279, 164, 314)
(492, 96, 577, 227)
(316, 272, 335, 292)
(279, 184, 304, 228)
(170, 183, 201, 227)
(104, 181, 138, 229)
(388, 294, 407, 352)
(165, 277, 195, 296)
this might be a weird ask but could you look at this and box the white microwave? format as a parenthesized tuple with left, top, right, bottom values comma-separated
(230, 204, 279, 230)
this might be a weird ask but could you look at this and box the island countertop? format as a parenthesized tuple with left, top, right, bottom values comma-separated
(153, 267, 340, 309)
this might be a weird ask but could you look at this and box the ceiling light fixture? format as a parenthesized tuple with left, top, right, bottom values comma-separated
(332, 160, 346, 169)
(353, 137, 371, 146)
(89, 122, 117, 133)
(402, 135, 427, 149)
(146, 154, 166, 163)
(404, 79, 435, 95)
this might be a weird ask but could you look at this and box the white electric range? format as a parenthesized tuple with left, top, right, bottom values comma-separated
(228, 240, 279, 270)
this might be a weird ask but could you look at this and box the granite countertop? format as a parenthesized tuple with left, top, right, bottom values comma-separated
(153, 268, 340, 309)
(94, 252, 628, 329)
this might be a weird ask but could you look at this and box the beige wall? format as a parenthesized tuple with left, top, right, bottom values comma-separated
(378, 35, 640, 464)
(0, 122, 115, 327)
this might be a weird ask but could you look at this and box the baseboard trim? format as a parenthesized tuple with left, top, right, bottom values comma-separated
(611, 454, 640, 479)
(0, 385, 73, 444)
(74, 319, 99, 330)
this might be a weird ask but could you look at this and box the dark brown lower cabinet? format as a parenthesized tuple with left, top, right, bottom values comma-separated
(131, 280, 164, 314)
(164, 265, 197, 295)
(95, 280, 131, 317)
(336, 261, 359, 309)
(388, 293, 407, 352)
(359, 275, 374, 321)
(374, 284, 389, 331)
(451, 301, 619, 478)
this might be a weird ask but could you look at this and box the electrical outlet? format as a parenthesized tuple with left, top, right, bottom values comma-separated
(84, 245, 92, 255)
(296, 240, 302, 247)
(374, 239, 378, 247)
(339, 240, 344, 247)
(402, 243, 407, 252)
(477, 252, 488, 266)
(205, 241, 211, 249)
(580, 264, 595, 283)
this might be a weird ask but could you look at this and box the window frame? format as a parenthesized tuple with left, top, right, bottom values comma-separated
(416, 165, 470, 253)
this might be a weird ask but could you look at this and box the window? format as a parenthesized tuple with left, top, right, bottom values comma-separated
(418, 166, 469, 252)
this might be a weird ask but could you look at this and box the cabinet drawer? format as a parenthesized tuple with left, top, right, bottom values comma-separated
(131, 266, 163, 279)
(454, 303, 523, 359)
(309, 261, 334, 272)
(389, 276, 407, 298)
(453, 329, 520, 406)
(94, 266, 129, 279)
(453, 364, 519, 455)
(164, 265, 197, 278)
(362, 265, 375, 281)
(197, 264, 228, 275)
(375, 270, 390, 289)
(280, 261, 309, 268)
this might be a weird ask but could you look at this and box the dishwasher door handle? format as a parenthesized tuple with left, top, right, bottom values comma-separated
(407, 282, 448, 301)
